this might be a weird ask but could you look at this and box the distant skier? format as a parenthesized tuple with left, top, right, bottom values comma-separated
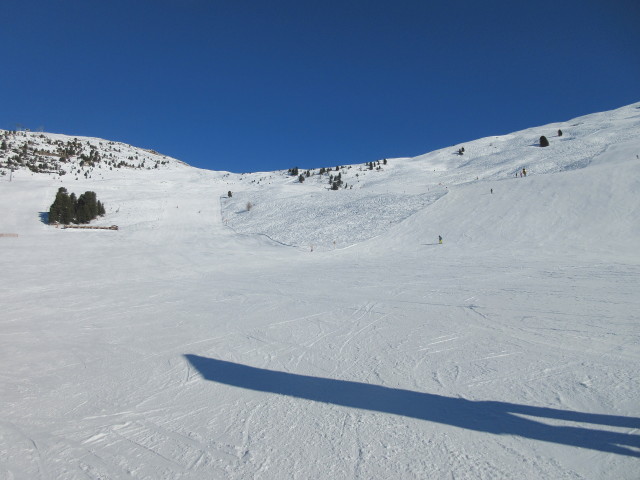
(522, 167, 527, 177)
(438, 235, 443, 245)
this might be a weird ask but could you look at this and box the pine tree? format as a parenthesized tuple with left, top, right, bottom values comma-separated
(76, 191, 98, 223)
(61, 192, 75, 224)
(49, 187, 69, 224)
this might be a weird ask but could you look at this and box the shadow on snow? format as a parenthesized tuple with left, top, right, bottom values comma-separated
(185, 355, 640, 457)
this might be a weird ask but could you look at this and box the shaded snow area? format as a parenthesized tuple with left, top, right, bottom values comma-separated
(1, 103, 639, 479)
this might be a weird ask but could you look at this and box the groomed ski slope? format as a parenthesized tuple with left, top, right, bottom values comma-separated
(1, 103, 639, 479)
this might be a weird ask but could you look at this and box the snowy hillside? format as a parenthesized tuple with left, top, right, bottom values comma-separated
(0, 129, 186, 179)
(1, 103, 639, 479)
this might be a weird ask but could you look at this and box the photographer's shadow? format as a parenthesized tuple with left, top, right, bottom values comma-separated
(185, 355, 640, 457)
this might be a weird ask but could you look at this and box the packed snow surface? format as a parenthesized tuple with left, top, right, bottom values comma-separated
(1, 103, 639, 479)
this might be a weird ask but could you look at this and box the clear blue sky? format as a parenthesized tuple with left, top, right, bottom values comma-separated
(2, 0, 638, 173)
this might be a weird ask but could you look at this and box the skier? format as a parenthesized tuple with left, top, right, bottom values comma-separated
(522, 167, 527, 177)
(491, 188, 493, 194)
(439, 235, 443, 245)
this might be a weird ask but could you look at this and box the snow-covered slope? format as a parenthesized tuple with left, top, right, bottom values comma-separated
(1, 103, 639, 479)
(0, 130, 187, 178)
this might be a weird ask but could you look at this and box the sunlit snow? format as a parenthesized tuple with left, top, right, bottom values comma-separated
(1, 103, 639, 479)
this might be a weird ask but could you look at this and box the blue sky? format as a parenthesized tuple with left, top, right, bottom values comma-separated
(2, 1, 638, 173)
